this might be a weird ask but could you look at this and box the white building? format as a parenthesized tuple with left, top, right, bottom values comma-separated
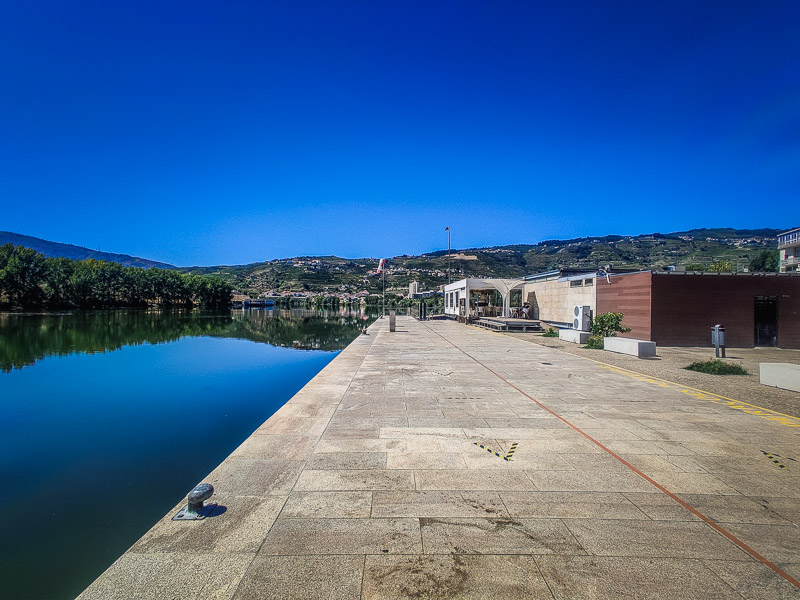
(778, 228, 800, 273)
(521, 270, 597, 328)
(443, 278, 524, 320)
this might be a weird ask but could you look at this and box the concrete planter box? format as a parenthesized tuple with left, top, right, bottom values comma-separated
(559, 329, 591, 344)
(604, 337, 657, 358)
(760, 363, 800, 393)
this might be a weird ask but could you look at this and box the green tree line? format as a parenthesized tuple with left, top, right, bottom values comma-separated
(0, 244, 232, 309)
(0, 309, 372, 372)
(363, 293, 443, 308)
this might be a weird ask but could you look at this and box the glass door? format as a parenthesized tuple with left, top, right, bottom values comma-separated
(754, 296, 778, 346)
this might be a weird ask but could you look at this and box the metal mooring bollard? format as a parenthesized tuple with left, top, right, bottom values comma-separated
(173, 483, 217, 521)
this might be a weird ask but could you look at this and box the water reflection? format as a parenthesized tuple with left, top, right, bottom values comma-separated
(0, 308, 372, 372)
(228, 308, 371, 351)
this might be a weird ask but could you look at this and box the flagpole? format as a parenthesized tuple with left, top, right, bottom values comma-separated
(446, 227, 451, 285)
(382, 268, 385, 317)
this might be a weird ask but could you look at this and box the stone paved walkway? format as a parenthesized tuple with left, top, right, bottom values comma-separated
(79, 317, 800, 599)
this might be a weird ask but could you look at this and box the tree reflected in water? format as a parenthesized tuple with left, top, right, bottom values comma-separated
(0, 308, 374, 372)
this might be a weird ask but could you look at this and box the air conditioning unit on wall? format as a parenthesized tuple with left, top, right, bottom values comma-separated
(573, 305, 591, 331)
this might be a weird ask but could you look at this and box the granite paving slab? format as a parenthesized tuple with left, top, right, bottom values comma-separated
(258, 517, 422, 556)
(233, 555, 363, 600)
(535, 556, 742, 599)
(419, 516, 587, 555)
(371, 491, 508, 518)
(362, 554, 554, 599)
(282, 491, 373, 518)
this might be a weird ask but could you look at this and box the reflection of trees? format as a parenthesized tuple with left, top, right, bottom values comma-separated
(224, 309, 371, 351)
(0, 309, 372, 372)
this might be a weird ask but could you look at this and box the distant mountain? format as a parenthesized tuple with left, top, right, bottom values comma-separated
(0, 232, 174, 269)
(3, 227, 785, 295)
(182, 227, 785, 296)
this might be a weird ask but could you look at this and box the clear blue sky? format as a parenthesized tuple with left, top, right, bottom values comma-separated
(2, 1, 798, 266)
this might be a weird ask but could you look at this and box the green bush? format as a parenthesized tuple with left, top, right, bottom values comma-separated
(542, 327, 558, 338)
(591, 312, 631, 338)
(684, 359, 748, 375)
(585, 335, 604, 349)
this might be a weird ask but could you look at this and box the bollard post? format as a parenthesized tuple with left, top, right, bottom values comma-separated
(173, 483, 217, 520)
(389, 310, 396, 332)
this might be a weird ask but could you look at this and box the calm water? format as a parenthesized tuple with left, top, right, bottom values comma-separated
(0, 308, 372, 600)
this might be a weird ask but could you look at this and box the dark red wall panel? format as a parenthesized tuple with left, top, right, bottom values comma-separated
(596, 272, 652, 340)
(650, 274, 800, 348)
(596, 272, 800, 348)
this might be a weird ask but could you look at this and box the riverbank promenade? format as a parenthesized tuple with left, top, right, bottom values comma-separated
(80, 317, 800, 599)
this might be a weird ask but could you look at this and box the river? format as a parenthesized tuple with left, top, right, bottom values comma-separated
(0, 308, 373, 600)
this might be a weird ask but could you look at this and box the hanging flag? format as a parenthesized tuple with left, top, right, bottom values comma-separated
(376, 258, 385, 274)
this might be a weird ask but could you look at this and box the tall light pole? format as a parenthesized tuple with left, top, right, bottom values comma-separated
(445, 226, 451, 284)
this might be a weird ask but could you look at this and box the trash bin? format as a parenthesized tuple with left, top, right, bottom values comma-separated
(711, 324, 726, 358)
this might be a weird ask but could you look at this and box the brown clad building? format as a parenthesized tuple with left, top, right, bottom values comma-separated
(596, 271, 800, 348)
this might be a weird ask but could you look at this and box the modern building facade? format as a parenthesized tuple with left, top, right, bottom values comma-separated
(778, 228, 800, 273)
(521, 270, 597, 328)
(596, 271, 800, 348)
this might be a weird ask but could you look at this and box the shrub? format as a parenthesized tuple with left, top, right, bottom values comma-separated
(585, 335, 604, 349)
(711, 260, 733, 273)
(542, 327, 558, 338)
(684, 360, 748, 375)
(685, 263, 709, 272)
(591, 312, 631, 338)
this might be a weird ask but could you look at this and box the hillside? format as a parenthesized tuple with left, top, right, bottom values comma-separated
(3, 228, 785, 297)
(0, 232, 174, 269)
(182, 227, 785, 296)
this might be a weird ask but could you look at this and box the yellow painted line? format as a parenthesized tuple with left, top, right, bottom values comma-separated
(461, 324, 800, 428)
(592, 362, 800, 428)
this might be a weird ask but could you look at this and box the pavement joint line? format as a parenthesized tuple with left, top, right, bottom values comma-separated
(425, 320, 800, 591)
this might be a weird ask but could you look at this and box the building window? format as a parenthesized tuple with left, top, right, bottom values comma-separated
(584, 278, 594, 286)
(570, 280, 583, 288)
